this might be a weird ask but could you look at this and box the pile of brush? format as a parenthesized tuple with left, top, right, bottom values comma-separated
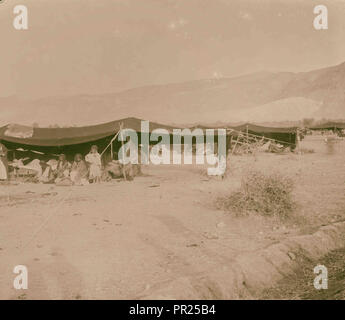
(217, 171, 295, 219)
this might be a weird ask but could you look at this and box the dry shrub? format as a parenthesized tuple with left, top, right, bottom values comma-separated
(217, 171, 295, 219)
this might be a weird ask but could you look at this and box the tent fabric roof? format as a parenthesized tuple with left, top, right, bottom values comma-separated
(0, 118, 297, 147)
(229, 123, 297, 134)
(190, 123, 297, 133)
(0, 117, 178, 147)
(310, 122, 345, 130)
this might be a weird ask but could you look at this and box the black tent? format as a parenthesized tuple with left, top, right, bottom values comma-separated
(0, 117, 230, 161)
(228, 123, 297, 147)
(0, 117, 177, 161)
(309, 122, 345, 131)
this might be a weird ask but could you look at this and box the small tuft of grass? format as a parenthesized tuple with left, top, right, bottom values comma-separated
(217, 171, 295, 220)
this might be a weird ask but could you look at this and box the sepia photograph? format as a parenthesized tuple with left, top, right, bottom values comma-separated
(0, 0, 345, 309)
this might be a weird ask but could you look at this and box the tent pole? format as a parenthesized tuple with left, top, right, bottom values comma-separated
(110, 139, 113, 160)
(100, 130, 120, 158)
(246, 125, 249, 153)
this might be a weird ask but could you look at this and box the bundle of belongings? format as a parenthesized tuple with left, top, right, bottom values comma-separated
(267, 141, 286, 153)
(11, 158, 47, 183)
(102, 161, 142, 182)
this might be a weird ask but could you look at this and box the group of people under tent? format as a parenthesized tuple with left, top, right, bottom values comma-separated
(0, 144, 103, 186)
(44, 145, 102, 186)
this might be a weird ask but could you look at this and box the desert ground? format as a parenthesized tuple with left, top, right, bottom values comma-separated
(0, 134, 344, 300)
(260, 246, 345, 300)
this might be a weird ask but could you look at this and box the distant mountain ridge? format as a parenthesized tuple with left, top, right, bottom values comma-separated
(0, 61, 344, 127)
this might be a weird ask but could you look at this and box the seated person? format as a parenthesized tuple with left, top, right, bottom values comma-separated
(70, 153, 89, 186)
(85, 145, 102, 183)
(38, 160, 55, 184)
(54, 154, 71, 184)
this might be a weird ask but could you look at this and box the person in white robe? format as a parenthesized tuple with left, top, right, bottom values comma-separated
(0, 143, 9, 181)
(85, 145, 102, 183)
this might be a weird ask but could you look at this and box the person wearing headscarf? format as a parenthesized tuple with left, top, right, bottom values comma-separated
(0, 143, 8, 181)
(85, 145, 102, 183)
(54, 154, 71, 184)
(38, 160, 55, 184)
(70, 153, 89, 186)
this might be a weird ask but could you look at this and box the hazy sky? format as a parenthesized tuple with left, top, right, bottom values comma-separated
(1, 0, 345, 98)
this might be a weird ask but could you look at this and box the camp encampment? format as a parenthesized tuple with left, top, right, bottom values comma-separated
(0, 118, 299, 162)
(3, 0, 345, 302)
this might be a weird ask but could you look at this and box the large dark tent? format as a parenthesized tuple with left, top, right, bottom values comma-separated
(0, 118, 298, 162)
(0, 117, 177, 162)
